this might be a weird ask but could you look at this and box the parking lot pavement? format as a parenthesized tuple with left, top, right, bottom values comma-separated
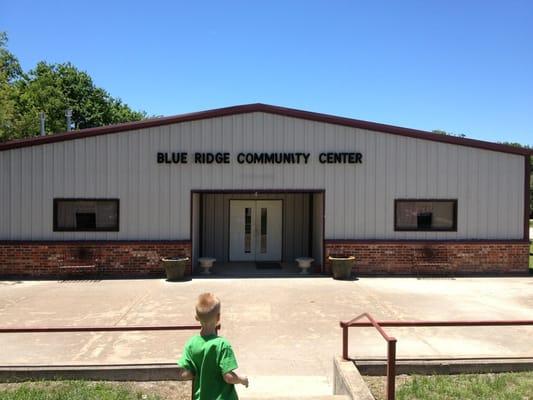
(0, 277, 531, 394)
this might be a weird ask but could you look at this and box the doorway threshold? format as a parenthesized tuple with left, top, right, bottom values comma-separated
(192, 262, 327, 278)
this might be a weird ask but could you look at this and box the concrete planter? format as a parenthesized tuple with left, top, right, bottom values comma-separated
(295, 257, 314, 274)
(161, 257, 189, 281)
(329, 255, 355, 280)
(198, 257, 216, 275)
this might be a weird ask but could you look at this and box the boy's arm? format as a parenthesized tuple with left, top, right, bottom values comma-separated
(177, 367, 195, 381)
(223, 371, 249, 387)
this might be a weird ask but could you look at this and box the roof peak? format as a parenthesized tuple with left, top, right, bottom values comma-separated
(0, 103, 530, 156)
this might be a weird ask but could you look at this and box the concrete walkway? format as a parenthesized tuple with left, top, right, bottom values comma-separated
(0, 277, 532, 397)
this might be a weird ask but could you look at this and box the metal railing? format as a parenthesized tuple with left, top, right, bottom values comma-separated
(1, 323, 220, 400)
(340, 314, 533, 400)
(0, 324, 207, 333)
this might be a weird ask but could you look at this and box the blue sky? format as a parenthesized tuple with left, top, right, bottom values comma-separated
(2, 0, 532, 145)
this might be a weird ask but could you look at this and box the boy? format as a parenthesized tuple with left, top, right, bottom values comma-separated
(177, 292, 248, 400)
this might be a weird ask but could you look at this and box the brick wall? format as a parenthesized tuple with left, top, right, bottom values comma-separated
(325, 241, 530, 276)
(0, 241, 192, 279)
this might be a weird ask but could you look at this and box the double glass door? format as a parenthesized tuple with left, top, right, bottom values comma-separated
(229, 200, 282, 261)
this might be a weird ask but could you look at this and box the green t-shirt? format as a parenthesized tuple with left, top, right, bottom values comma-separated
(178, 334, 239, 400)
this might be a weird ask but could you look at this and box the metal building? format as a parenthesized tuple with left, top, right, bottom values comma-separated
(0, 104, 530, 277)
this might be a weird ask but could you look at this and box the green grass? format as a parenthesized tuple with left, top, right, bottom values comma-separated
(0, 381, 172, 400)
(396, 372, 533, 400)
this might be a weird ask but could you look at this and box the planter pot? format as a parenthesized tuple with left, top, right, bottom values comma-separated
(329, 255, 355, 280)
(198, 257, 216, 275)
(295, 257, 314, 274)
(161, 257, 189, 281)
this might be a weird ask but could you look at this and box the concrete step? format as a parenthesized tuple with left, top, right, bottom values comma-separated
(235, 375, 335, 399)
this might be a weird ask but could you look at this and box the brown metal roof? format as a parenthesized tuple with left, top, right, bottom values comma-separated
(0, 103, 530, 155)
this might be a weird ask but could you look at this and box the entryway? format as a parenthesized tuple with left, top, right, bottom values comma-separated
(229, 200, 282, 262)
(190, 190, 324, 275)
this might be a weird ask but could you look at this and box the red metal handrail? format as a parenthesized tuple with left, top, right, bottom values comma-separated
(340, 315, 533, 400)
(0, 324, 206, 333)
(1, 323, 220, 400)
(340, 313, 397, 400)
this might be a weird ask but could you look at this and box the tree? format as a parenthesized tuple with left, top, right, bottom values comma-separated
(0, 32, 146, 142)
(0, 32, 24, 141)
(431, 129, 466, 138)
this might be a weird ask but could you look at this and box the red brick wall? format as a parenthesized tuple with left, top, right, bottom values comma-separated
(0, 241, 192, 279)
(325, 241, 530, 275)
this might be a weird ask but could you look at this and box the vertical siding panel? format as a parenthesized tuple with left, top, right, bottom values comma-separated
(127, 132, 139, 239)
(437, 143, 448, 197)
(20, 149, 32, 239)
(52, 143, 64, 240)
(416, 140, 427, 198)
(444, 145, 458, 240)
(107, 135, 119, 241)
(160, 126, 171, 239)
(169, 125, 179, 237)
(31, 147, 43, 239)
(427, 142, 438, 196)
(9, 151, 20, 239)
(354, 129, 366, 238)
(0, 154, 10, 238)
(364, 130, 377, 238)
(63, 141, 74, 240)
(385, 133, 396, 236)
(456, 147, 468, 239)
(477, 152, 489, 238)
(345, 127, 356, 237)
(510, 156, 523, 238)
(486, 153, 498, 238)
(147, 128, 159, 239)
(137, 131, 149, 239)
(220, 117, 231, 189)
(85, 138, 97, 240)
(374, 133, 387, 237)
(200, 120, 211, 189)
(41, 146, 53, 239)
(406, 138, 417, 196)
(466, 149, 479, 237)
(95, 136, 108, 239)
(115, 131, 129, 238)
(334, 126, 346, 238)
(180, 123, 192, 237)
(86, 138, 97, 197)
(222, 194, 230, 261)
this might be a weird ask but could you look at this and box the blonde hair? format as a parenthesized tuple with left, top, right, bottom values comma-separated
(196, 292, 220, 324)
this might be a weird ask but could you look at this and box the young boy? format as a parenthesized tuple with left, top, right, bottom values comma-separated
(177, 292, 248, 400)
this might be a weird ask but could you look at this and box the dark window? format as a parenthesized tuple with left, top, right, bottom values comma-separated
(54, 199, 119, 232)
(395, 200, 457, 231)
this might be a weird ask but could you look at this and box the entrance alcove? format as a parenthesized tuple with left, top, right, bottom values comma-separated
(191, 190, 324, 276)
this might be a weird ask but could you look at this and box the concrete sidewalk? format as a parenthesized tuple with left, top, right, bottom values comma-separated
(0, 277, 532, 397)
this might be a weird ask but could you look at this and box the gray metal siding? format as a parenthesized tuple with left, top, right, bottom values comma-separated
(0, 112, 525, 240)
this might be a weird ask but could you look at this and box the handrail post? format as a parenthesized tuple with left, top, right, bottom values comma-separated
(386, 339, 397, 400)
(342, 325, 349, 360)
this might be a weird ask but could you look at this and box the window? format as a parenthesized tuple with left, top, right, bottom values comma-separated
(394, 199, 457, 231)
(54, 199, 119, 232)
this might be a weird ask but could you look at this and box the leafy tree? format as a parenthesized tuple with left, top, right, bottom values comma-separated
(0, 32, 24, 140)
(431, 129, 466, 138)
(0, 32, 146, 142)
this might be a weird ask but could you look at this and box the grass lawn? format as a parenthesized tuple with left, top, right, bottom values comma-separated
(0, 380, 192, 400)
(365, 372, 533, 400)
